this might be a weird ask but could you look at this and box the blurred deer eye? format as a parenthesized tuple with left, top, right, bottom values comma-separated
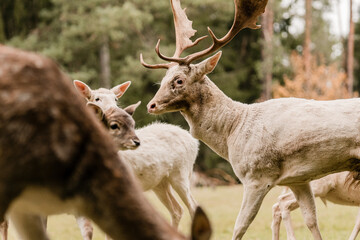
(176, 79, 183, 85)
(110, 123, 119, 130)
(95, 98, 100, 102)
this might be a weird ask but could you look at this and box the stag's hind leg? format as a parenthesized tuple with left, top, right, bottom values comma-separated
(153, 179, 183, 228)
(289, 183, 322, 240)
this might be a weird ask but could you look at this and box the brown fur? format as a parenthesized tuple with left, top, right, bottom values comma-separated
(0, 45, 194, 239)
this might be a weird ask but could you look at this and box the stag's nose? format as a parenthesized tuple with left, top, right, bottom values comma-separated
(147, 102, 157, 113)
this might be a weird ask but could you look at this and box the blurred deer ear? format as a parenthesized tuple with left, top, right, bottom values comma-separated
(87, 102, 107, 127)
(124, 101, 141, 116)
(111, 81, 131, 98)
(191, 207, 212, 240)
(74, 80, 92, 100)
(196, 51, 222, 77)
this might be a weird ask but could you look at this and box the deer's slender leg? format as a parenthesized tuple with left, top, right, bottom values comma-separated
(8, 211, 48, 240)
(153, 179, 183, 228)
(0, 220, 8, 240)
(76, 216, 93, 240)
(169, 174, 197, 218)
(278, 192, 299, 240)
(348, 208, 360, 240)
(289, 183, 322, 240)
(232, 182, 272, 240)
(271, 203, 282, 240)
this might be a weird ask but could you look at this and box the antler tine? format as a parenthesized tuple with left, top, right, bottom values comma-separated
(182, 0, 268, 64)
(155, 36, 208, 65)
(154, 0, 208, 65)
(142, 0, 268, 68)
(140, 53, 171, 69)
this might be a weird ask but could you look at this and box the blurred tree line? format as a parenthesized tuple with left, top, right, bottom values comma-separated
(1, 0, 359, 178)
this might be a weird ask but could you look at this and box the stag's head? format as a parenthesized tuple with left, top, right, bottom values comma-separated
(141, 0, 267, 114)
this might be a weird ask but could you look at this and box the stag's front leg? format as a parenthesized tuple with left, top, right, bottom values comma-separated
(348, 208, 360, 240)
(232, 181, 272, 240)
(289, 183, 322, 240)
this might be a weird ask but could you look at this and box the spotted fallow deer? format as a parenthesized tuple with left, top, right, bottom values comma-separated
(140, 0, 360, 239)
(272, 171, 360, 240)
(74, 80, 200, 228)
(0, 45, 211, 240)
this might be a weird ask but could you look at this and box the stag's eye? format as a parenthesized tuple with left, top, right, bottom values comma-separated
(176, 79, 183, 85)
(110, 123, 119, 130)
(95, 98, 100, 102)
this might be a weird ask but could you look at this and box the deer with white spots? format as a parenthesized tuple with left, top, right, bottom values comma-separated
(140, 0, 360, 239)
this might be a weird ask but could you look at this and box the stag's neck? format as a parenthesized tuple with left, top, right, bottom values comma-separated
(181, 77, 247, 160)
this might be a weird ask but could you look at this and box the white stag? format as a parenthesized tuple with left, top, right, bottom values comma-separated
(0, 45, 211, 240)
(140, 0, 360, 239)
(272, 171, 360, 240)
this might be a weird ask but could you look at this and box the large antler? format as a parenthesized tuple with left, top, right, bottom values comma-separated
(141, 0, 268, 68)
(140, 0, 207, 69)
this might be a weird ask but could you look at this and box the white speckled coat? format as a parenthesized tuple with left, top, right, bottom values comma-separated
(73, 81, 200, 229)
(119, 122, 198, 192)
(118, 122, 199, 227)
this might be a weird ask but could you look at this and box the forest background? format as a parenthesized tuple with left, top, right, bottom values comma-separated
(1, 0, 359, 180)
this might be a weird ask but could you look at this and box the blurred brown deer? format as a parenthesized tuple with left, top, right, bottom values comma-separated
(0, 45, 211, 240)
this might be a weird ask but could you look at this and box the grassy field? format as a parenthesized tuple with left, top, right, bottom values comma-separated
(6, 185, 359, 239)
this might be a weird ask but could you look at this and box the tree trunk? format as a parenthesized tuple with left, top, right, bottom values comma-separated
(347, 0, 354, 95)
(100, 35, 111, 88)
(261, 0, 273, 100)
(304, 0, 312, 84)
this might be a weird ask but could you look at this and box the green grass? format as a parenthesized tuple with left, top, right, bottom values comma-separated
(6, 185, 359, 239)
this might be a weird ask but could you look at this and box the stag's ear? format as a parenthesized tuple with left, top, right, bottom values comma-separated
(111, 81, 131, 98)
(87, 102, 108, 127)
(124, 101, 141, 116)
(196, 51, 222, 77)
(74, 80, 92, 100)
(191, 207, 212, 240)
